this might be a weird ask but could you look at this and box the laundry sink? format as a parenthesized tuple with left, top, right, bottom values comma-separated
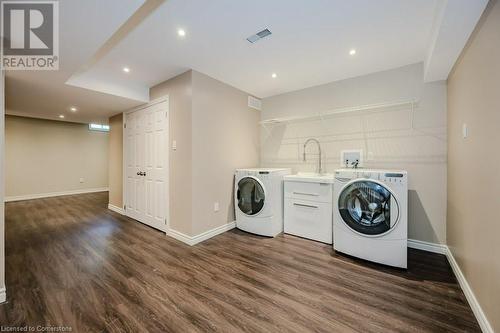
(284, 172, 335, 184)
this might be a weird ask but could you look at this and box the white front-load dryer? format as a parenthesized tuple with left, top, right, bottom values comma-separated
(333, 169, 408, 268)
(235, 168, 291, 237)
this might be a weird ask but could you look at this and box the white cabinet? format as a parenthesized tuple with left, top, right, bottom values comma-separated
(284, 179, 333, 244)
(284, 180, 332, 203)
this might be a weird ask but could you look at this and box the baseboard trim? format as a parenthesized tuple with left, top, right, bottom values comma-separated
(167, 222, 236, 246)
(107, 204, 125, 215)
(0, 287, 6, 304)
(5, 187, 109, 202)
(408, 238, 447, 254)
(191, 222, 236, 245)
(167, 229, 193, 245)
(402, 238, 493, 331)
(445, 247, 493, 333)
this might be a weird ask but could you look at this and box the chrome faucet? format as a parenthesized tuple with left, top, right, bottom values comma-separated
(303, 138, 322, 174)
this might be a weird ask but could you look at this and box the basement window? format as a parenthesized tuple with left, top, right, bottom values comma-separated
(89, 123, 110, 132)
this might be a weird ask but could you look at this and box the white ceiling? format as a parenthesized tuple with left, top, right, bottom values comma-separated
(72, 0, 440, 100)
(424, 0, 488, 82)
(6, 0, 488, 123)
(5, 0, 147, 124)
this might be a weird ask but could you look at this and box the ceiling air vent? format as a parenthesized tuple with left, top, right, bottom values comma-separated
(246, 29, 272, 43)
(248, 96, 262, 111)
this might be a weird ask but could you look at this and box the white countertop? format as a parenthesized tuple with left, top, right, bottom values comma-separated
(284, 172, 335, 184)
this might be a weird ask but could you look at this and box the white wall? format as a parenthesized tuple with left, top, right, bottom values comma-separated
(261, 63, 447, 244)
(5, 116, 109, 200)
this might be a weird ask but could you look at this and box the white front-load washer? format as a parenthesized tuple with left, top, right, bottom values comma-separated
(235, 168, 291, 237)
(333, 169, 408, 268)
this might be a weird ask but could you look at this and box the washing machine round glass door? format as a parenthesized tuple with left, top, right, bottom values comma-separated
(338, 180, 399, 236)
(237, 177, 266, 216)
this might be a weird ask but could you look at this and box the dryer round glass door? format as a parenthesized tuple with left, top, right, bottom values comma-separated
(237, 177, 265, 216)
(338, 180, 399, 236)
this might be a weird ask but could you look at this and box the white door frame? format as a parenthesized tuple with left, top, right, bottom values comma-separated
(122, 96, 170, 232)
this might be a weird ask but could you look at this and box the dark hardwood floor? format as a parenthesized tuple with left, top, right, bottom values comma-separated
(0, 192, 480, 332)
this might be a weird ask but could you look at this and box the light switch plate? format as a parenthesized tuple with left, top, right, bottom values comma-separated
(79, 178, 84, 183)
(214, 202, 220, 212)
(462, 123, 468, 139)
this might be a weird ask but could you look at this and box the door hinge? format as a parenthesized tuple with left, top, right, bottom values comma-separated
(124, 205, 126, 210)
(124, 123, 126, 129)
(164, 218, 167, 224)
(165, 111, 168, 118)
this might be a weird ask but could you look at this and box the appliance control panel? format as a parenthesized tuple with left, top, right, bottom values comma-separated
(334, 170, 407, 184)
(380, 173, 407, 184)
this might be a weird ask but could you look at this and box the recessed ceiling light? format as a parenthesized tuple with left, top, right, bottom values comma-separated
(177, 29, 186, 37)
(59, 115, 65, 119)
(271, 73, 277, 79)
(349, 49, 357, 56)
(70, 107, 77, 112)
(123, 67, 130, 73)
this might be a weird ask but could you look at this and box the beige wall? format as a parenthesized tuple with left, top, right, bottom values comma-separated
(116, 70, 259, 236)
(191, 71, 260, 235)
(150, 71, 193, 235)
(447, 0, 500, 331)
(5, 116, 109, 198)
(108, 113, 123, 208)
(261, 63, 447, 244)
(1, 71, 5, 300)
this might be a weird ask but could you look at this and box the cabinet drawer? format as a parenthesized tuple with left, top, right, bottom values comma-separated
(284, 181, 333, 203)
(284, 198, 333, 244)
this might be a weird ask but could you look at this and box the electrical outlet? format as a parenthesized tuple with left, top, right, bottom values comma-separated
(214, 202, 220, 212)
(79, 178, 84, 183)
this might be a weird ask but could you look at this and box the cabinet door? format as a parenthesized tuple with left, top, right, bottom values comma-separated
(284, 198, 333, 244)
(284, 181, 332, 203)
(125, 110, 146, 221)
(143, 102, 169, 230)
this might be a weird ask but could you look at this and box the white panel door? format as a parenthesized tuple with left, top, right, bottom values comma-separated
(124, 100, 168, 232)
